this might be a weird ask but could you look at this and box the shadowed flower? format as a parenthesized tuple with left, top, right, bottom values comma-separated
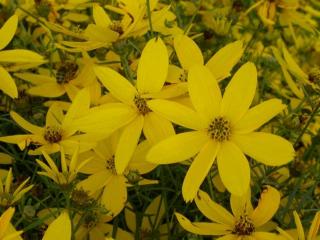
(176, 186, 281, 239)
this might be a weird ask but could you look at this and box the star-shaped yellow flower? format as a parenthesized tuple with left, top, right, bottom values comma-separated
(147, 62, 295, 201)
(176, 186, 281, 239)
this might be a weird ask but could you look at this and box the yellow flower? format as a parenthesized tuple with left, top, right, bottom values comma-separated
(277, 211, 320, 240)
(272, 42, 319, 100)
(36, 147, 91, 186)
(74, 37, 177, 174)
(58, 1, 181, 52)
(0, 14, 45, 98)
(42, 211, 71, 240)
(147, 62, 295, 201)
(0, 168, 33, 207)
(176, 186, 281, 239)
(0, 207, 23, 240)
(0, 90, 96, 155)
(77, 135, 157, 216)
(15, 53, 98, 100)
(125, 195, 170, 239)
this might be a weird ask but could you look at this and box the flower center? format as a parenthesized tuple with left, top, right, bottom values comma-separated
(106, 156, 117, 174)
(83, 212, 99, 229)
(178, 70, 188, 82)
(56, 62, 79, 85)
(233, 215, 255, 236)
(308, 67, 320, 84)
(109, 21, 124, 34)
(134, 95, 151, 115)
(71, 189, 93, 208)
(207, 117, 231, 142)
(44, 126, 63, 143)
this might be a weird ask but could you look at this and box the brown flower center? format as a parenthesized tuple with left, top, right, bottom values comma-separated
(56, 62, 79, 85)
(106, 156, 117, 174)
(233, 214, 255, 236)
(109, 21, 124, 34)
(178, 70, 188, 82)
(134, 95, 151, 115)
(207, 117, 231, 142)
(44, 126, 63, 143)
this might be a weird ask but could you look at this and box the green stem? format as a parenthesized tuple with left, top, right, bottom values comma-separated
(294, 100, 320, 147)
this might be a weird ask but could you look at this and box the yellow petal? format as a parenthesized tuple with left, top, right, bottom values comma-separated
(233, 132, 295, 166)
(293, 211, 306, 240)
(0, 66, 18, 98)
(83, 24, 119, 43)
(137, 37, 168, 94)
(141, 195, 165, 231)
(182, 141, 219, 202)
(94, 65, 137, 105)
(0, 15, 18, 50)
(251, 186, 280, 227)
(62, 88, 90, 130)
(115, 115, 144, 174)
(252, 232, 282, 240)
(234, 99, 286, 133)
(10, 111, 43, 135)
(206, 41, 243, 81)
(188, 65, 221, 121)
(195, 190, 234, 225)
(281, 65, 304, 99)
(0, 153, 12, 164)
(175, 213, 230, 235)
(174, 34, 203, 70)
(221, 62, 257, 124)
(73, 104, 137, 135)
(147, 131, 208, 164)
(76, 170, 112, 195)
(124, 205, 136, 232)
(282, 45, 308, 80)
(217, 141, 250, 196)
(307, 211, 320, 240)
(27, 83, 65, 98)
(0, 50, 45, 63)
(143, 112, 175, 144)
(148, 99, 206, 130)
(93, 4, 111, 27)
(42, 212, 71, 240)
(0, 207, 15, 238)
(230, 189, 253, 218)
(101, 175, 127, 216)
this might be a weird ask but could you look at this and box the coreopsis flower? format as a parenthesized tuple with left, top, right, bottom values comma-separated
(272, 43, 320, 100)
(277, 211, 320, 240)
(0, 14, 45, 98)
(0, 208, 23, 240)
(59, 2, 181, 52)
(74, 37, 178, 174)
(0, 153, 12, 178)
(125, 195, 170, 239)
(15, 53, 98, 100)
(42, 211, 71, 240)
(147, 62, 295, 201)
(170, 35, 243, 84)
(176, 186, 281, 239)
(77, 135, 157, 216)
(36, 147, 91, 186)
(0, 168, 33, 207)
(0, 90, 96, 155)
